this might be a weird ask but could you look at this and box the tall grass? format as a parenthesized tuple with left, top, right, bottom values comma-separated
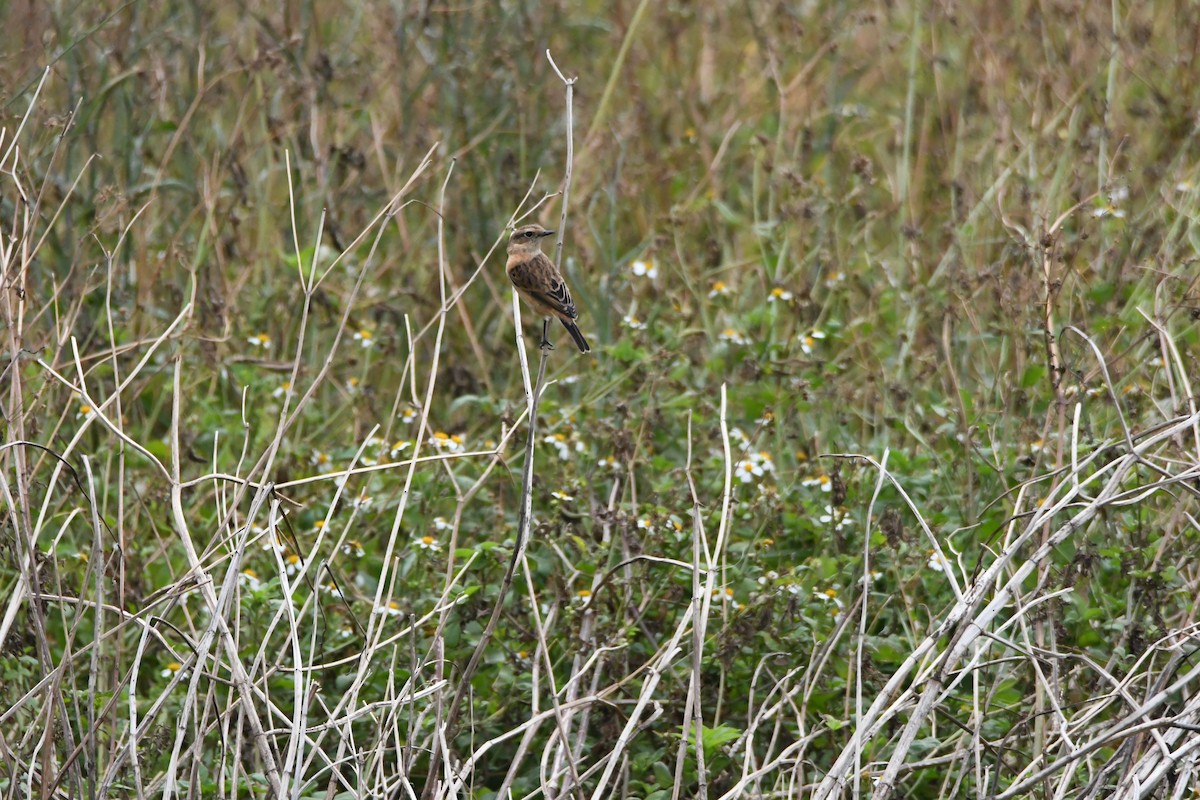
(2, 2, 1199, 798)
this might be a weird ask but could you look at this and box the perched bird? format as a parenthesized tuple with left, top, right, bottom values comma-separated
(505, 223, 590, 353)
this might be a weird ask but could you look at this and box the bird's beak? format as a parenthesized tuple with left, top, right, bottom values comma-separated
(540, 229, 556, 237)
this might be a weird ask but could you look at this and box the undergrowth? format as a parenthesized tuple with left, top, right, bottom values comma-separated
(2, 2, 1199, 799)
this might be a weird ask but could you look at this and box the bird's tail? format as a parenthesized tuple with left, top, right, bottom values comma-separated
(561, 318, 591, 353)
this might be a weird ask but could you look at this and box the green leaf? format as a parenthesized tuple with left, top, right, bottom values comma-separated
(282, 245, 317, 270)
(1087, 282, 1116, 303)
(1020, 364, 1046, 389)
(699, 724, 741, 756)
(610, 339, 649, 363)
(820, 713, 847, 731)
(147, 439, 171, 462)
(631, 747, 667, 774)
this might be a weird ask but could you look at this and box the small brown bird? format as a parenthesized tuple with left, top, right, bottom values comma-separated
(506, 223, 590, 353)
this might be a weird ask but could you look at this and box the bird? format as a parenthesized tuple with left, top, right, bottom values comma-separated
(505, 223, 590, 353)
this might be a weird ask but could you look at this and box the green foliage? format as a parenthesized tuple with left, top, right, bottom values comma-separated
(2, 0, 1199, 798)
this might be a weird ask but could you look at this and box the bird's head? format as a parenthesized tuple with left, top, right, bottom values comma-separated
(507, 224, 555, 255)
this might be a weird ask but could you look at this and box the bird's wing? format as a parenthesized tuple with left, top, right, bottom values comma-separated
(509, 256, 579, 319)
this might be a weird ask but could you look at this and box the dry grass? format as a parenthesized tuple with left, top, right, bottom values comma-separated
(2, 2, 1200, 798)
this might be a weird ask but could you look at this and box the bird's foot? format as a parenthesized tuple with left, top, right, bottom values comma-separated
(538, 318, 555, 351)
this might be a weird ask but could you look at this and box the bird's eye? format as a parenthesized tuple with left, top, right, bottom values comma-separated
(525, 231, 535, 238)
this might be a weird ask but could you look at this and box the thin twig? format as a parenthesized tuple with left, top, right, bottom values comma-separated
(439, 343, 550, 746)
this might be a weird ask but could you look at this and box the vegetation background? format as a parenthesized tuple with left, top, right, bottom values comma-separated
(2, 1, 1199, 798)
